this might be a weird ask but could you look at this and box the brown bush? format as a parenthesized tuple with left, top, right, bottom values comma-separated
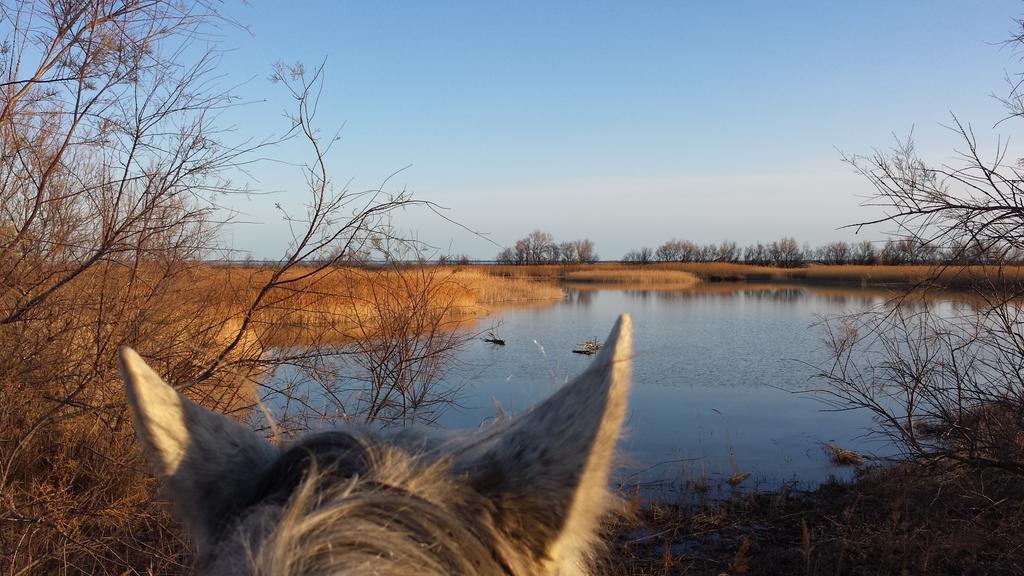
(0, 3, 454, 573)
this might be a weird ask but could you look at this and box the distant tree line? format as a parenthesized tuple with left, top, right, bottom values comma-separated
(626, 237, 1024, 267)
(436, 253, 472, 265)
(495, 231, 1023, 267)
(496, 230, 599, 264)
(624, 237, 811, 267)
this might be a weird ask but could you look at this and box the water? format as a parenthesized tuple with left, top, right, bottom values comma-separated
(270, 283, 953, 495)
(432, 285, 898, 493)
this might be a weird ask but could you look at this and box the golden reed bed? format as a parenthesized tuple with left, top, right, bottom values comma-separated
(207, 262, 1022, 349)
(480, 261, 1024, 290)
(206, 261, 1021, 351)
(562, 268, 699, 287)
(4, 259, 1017, 575)
(194, 265, 565, 347)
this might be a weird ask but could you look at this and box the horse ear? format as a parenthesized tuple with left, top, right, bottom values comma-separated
(119, 347, 277, 546)
(463, 315, 632, 573)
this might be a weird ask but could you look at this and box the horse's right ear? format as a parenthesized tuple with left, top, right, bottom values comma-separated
(119, 347, 277, 546)
(461, 315, 632, 574)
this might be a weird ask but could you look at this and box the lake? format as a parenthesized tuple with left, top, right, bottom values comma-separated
(270, 283, 968, 496)
(431, 284, 903, 495)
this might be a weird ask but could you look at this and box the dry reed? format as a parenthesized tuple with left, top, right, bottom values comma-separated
(473, 262, 1024, 292)
(194, 265, 564, 347)
(563, 269, 699, 287)
(600, 460, 1024, 575)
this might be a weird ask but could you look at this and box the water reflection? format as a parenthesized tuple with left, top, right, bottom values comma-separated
(564, 288, 594, 307)
(434, 284, 925, 494)
(575, 281, 993, 312)
(276, 283, 981, 496)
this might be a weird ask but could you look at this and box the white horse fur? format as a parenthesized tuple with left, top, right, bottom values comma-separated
(120, 314, 632, 575)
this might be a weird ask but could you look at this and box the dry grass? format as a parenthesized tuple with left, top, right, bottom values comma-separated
(188, 265, 564, 347)
(478, 262, 1024, 291)
(445, 268, 566, 307)
(487, 263, 705, 291)
(6, 260, 1022, 575)
(563, 269, 699, 287)
(1, 263, 254, 575)
(601, 461, 1024, 575)
(601, 401, 1024, 575)
(0, 262, 562, 574)
(665, 262, 1024, 290)
(824, 444, 865, 467)
(485, 263, 601, 279)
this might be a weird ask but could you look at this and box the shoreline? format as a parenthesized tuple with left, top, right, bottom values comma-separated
(601, 456, 1023, 575)
(471, 262, 1024, 293)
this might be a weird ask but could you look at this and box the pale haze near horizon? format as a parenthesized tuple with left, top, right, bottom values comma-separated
(211, 1, 1024, 260)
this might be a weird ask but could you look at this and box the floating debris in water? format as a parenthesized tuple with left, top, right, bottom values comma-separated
(824, 443, 864, 466)
(728, 471, 751, 487)
(483, 331, 505, 346)
(572, 338, 602, 355)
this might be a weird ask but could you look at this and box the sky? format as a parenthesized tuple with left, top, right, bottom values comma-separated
(206, 1, 1024, 260)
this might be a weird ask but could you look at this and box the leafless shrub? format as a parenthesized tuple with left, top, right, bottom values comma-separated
(0, 3, 463, 573)
(817, 296, 1024, 474)
(655, 239, 737, 262)
(497, 230, 598, 264)
(340, 263, 477, 427)
(767, 237, 804, 268)
(819, 241, 851, 265)
(851, 240, 877, 264)
(744, 241, 770, 265)
(622, 246, 654, 265)
(718, 239, 740, 263)
(816, 17, 1024, 477)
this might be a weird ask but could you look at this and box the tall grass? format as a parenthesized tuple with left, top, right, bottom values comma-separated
(0, 261, 563, 574)
(0, 262, 253, 574)
(195, 265, 564, 346)
(563, 269, 698, 287)
(476, 262, 1024, 291)
(600, 460, 1024, 575)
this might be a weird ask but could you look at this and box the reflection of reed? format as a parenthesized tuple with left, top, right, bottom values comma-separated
(600, 282, 1005, 311)
(625, 290, 652, 301)
(563, 288, 594, 307)
(623, 285, 821, 305)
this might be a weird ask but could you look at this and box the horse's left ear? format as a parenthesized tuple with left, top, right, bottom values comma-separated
(119, 347, 277, 546)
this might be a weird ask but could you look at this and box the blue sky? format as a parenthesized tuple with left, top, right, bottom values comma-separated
(211, 1, 1024, 259)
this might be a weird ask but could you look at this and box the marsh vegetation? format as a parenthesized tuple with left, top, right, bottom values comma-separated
(3, 1, 1024, 575)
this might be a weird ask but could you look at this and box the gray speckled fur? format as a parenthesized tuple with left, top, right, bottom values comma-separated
(120, 315, 632, 575)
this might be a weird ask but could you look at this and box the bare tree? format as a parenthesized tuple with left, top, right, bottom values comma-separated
(679, 240, 701, 262)
(656, 239, 684, 261)
(341, 264, 475, 427)
(819, 298, 1024, 473)
(622, 246, 654, 264)
(744, 242, 769, 265)
(699, 243, 719, 262)
(0, 0, 237, 327)
(817, 16, 1024, 475)
(525, 229, 557, 263)
(851, 239, 877, 264)
(498, 232, 594, 264)
(559, 240, 579, 263)
(767, 237, 804, 268)
(820, 241, 851, 265)
(718, 239, 739, 262)
(495, 245, 517, 264)
(0, 4, 455, 573)
(0, 3, 254, 572)
(573, 238, 599, 263)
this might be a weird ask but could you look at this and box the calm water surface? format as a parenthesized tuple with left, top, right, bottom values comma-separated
(274, 284, 963, 494)
(432, 285, 901, 493)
